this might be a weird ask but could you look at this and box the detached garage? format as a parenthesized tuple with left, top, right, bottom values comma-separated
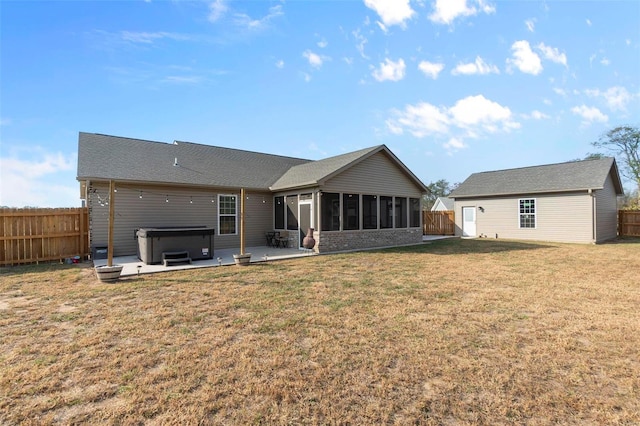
(449, 157, 624, 244)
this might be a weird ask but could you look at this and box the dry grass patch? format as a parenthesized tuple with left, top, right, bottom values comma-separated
(1, 238, 639, 424)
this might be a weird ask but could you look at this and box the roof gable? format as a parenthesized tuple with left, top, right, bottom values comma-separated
(432, 197, 454, 210)
(450, 157, 624, 198)
(270, 145, 428, 192)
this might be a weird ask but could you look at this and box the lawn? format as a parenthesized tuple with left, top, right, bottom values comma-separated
(1, 238, 639, 425)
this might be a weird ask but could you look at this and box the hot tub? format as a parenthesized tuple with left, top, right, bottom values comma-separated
(136, 227, 215, 265)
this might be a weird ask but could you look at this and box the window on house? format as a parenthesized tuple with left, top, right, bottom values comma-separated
(218, 194, 237, 235)
(410, 198, 421, 227)
(274, 196, 285, 229)
(395, 197, 407, 228)
(321, 192, 340, 231)
(519, 198, 536, 228)
(362, 195, 378, 229)
(380, 196, 393, 229)
(287, 196, 298, 230)
(343, 194, 359, 230)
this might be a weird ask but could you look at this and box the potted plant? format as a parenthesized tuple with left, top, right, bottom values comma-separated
(233, 253, 252, 266)
(95, 264, 123, 282)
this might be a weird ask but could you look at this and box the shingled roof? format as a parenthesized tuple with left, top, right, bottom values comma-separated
(270, 145, 383, 191)
(77, 133, 310, 190)
(77, 133, 427, 192)
(450, 157, 623, 199)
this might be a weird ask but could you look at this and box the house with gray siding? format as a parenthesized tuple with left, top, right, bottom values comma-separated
(449, 158, 623, 244)
(77, 132, 427, 256)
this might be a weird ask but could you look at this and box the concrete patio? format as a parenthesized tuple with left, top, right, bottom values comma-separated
(93, 236, 456, 277)
(93, 245, 316, 277)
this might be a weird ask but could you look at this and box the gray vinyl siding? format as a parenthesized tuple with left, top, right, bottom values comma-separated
(322, 152, 423, 198)
(88, 182, 272, 256)
(595, 174, 618, 242)
(454, 192, 595, 244)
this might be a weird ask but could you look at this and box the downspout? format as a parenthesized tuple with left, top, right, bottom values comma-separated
(589, 188, 596, 243)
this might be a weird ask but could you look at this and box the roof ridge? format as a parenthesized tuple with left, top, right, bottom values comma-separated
(81, 132, 170, 146)
(472, 156, 612, 175)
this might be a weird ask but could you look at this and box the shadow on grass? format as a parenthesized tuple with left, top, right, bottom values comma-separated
(370, 237, 555, 256)
(602, 236, 640, 245)
(0, 262, 90, 278)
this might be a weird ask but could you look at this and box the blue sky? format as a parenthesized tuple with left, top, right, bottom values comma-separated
(1, 0, 639, 207)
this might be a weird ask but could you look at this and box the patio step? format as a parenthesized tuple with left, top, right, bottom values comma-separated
(162, 251, 192, 267)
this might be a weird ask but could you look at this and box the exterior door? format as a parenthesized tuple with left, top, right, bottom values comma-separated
(299, 202, 312, 248)
(462, 206, 476, 237)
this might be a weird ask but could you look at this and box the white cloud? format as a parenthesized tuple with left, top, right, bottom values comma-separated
(600, 57, 610, 66)
(524, 110, 550, 120)
(571, 105, 608, 124)
(0, 150, 78, 208)
(302, 72, 311, 83)
(352, 29, 369, 59)
(443, 137, 467, 152)
(208, 0, 228, 22)
(418, 61, 445, 79)
(553, 87, 567, 97)
(536, 43, 567, 66)
(451, 56, 499, 75)
(303, 50, 327, 68)
(449, 95, 518, 131)
(120, 31, 190, 44)
(233, 4, 283, 31)
(429, 0, 496, 25)
(386, 94, 519, 146)
(275, 59, 284, 69)
(163, 75, 203, 84)
(586, 18, 592, 26)
(317, 39, 328, 48)
(585, 86, 632, 112)
(506, 40, 542, 75)
(525, 18, 535, 32)
(387, 102, 450, 137)
(363, 0, 415, 28)
(372, 58, 406, 82)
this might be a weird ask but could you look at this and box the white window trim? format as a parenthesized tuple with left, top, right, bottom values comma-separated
(518, 198, 536, 229)
(218, 194, 238, 235)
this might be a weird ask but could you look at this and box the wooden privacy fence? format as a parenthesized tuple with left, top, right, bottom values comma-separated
(423, 211, 455, 235)
(619, 210, 640, 237)
(0, 208, 90, 266)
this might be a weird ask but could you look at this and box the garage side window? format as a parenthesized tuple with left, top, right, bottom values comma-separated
(519, 199, 536, 228)
(219, 195, 237, 235)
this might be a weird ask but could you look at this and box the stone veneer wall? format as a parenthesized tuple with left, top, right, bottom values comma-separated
(316, 228, 422, 253)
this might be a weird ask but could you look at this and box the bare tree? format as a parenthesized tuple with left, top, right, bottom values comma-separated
(592, 125, 640, 200)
